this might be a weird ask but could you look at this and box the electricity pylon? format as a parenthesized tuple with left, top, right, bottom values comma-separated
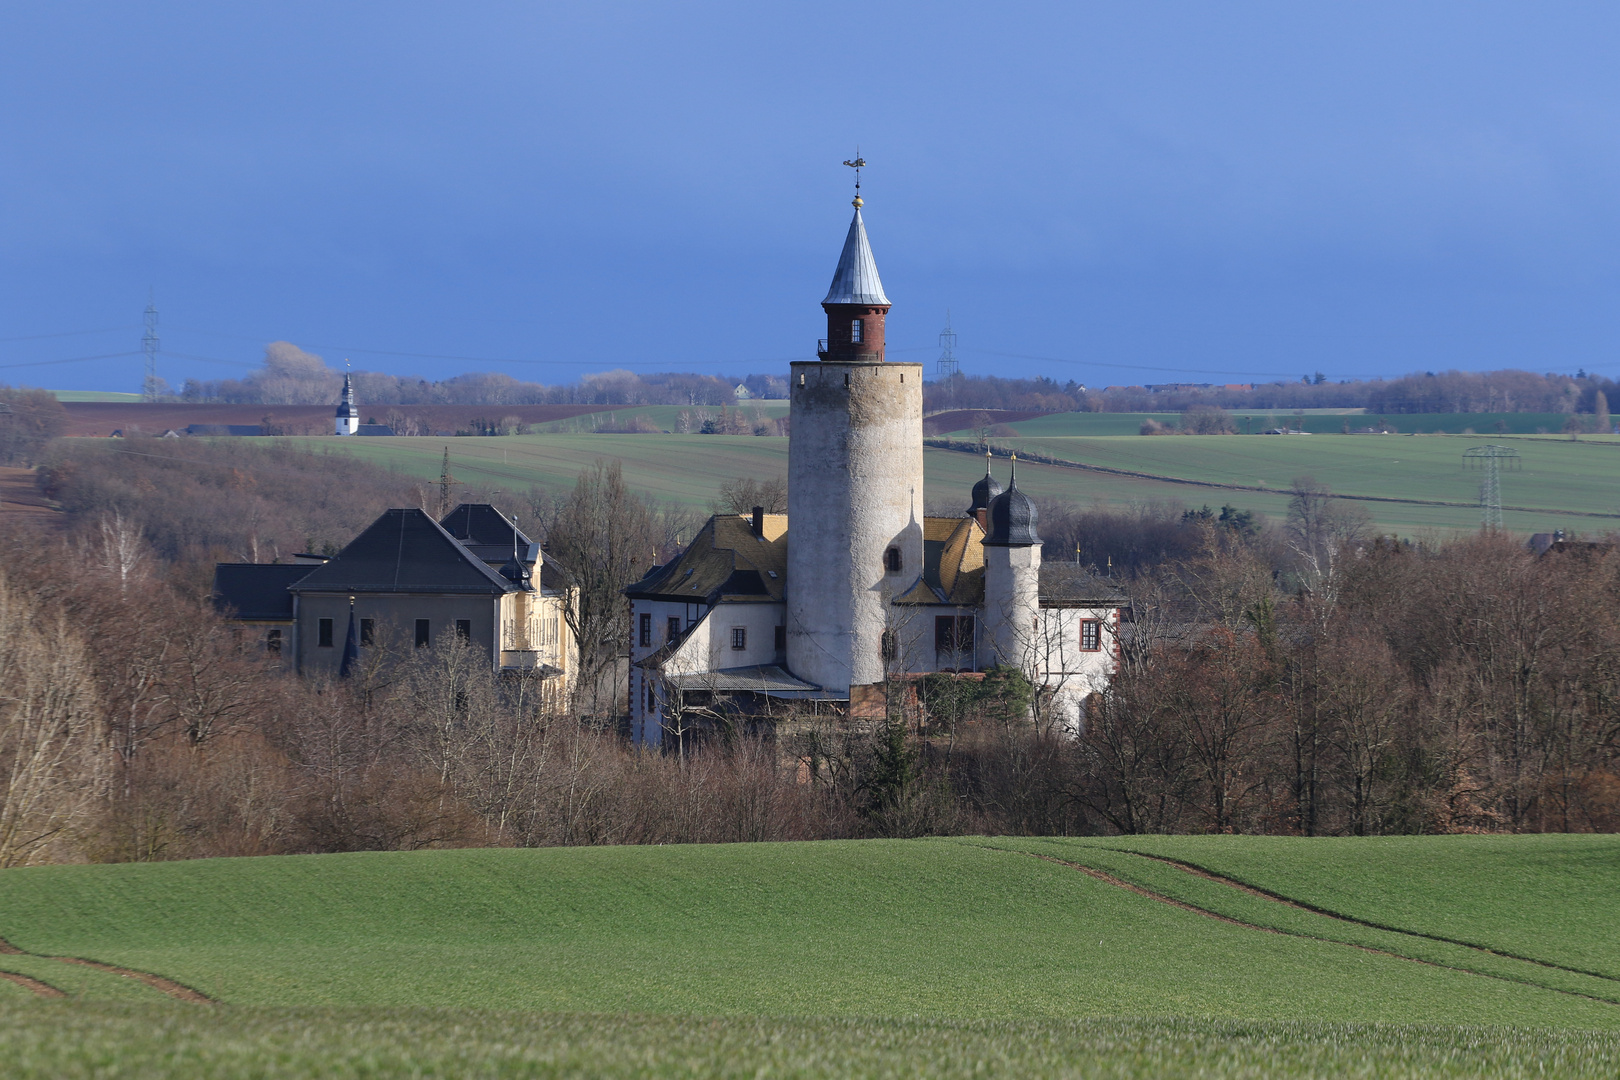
(1462, 444, 1521, 531)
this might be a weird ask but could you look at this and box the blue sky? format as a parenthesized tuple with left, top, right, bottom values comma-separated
(4, 2, 1620, 392)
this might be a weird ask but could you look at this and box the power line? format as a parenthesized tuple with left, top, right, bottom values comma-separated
(0, 351, 144, 371)
(0, 326, 139, 344)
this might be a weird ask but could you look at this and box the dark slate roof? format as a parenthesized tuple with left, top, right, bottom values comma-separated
(440, 503, 533, 549)
(984, 464, 1040, 547)
(290, 508, 517, 595)
(968, 455, 1003, 514)
(212, 563, 314, 620)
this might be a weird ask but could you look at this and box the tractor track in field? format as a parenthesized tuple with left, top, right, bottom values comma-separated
(1117, 849, 1620, 986)
(0, 936, 211, 1003)
(1002, 848, 1620, 1008)
(0, 971, 64, 998)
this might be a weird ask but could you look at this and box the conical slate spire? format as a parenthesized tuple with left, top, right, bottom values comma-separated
(823, 208, 890, 305)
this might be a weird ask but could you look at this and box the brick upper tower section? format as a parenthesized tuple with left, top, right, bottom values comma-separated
(818, 205, 891, 363)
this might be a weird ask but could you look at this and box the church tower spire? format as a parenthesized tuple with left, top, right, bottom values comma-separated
(335, 368, 359, 435)
(817, 155, 890, 362)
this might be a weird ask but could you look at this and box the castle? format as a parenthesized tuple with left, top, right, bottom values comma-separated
(625, 189, 1122, 745)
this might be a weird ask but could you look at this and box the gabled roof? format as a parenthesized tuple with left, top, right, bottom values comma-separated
(823, 208, 890, 306)
(212, 563, 314, 620)
(290, 508, 517, 595)
(440, 503, 533, 550)
(626, 513, 787, 604)
(895, 516, 986, 606)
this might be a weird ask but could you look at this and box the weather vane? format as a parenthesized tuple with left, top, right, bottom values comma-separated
(842, 151, 866, 207)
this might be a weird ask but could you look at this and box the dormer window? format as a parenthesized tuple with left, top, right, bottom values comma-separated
(851, 319, 863, 344)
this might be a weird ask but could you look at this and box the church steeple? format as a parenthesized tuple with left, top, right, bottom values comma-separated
(335, 371, 359, 435)
(817, 156, 891, 363)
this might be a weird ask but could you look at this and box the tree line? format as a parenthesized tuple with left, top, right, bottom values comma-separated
(4, 437, 1619, 869)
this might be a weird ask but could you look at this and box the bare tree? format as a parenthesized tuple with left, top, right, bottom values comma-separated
(0, 573, 104, 866)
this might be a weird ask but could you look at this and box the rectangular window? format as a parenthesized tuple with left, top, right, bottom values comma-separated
(1080, 619, 1102, 651)
(266, 627, 282, 654)
(360, 619, 375, 646)
(881, 629, 897, 663)
(935, 615, 974, 660)
(774, 625, 786, 651)
(415, 619, 430, 648)
(851, 318, 863, 343)
(639, 612, 652, 647)
(456, 619, 471, 642)
(731, 627, 747, 650)
(668, 616, 681, 642)
(317, 618, 334, 648)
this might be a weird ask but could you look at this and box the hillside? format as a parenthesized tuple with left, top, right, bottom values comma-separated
(172, 429, 1620, 535)
(4, 836, 1619, 1077)
(2, 836, 1617, 1025)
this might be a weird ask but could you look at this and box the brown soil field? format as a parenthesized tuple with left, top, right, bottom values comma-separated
(921, 409, 1054, 436)
(60, 403, 625, 437)
(0, 466, 60, 523)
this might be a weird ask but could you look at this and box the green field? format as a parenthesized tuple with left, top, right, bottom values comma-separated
(47, 389, 143, 402)
(944, 411, 1599, 438)
(223, 427, 1620, 537)
(1, 837, 1618, 1076)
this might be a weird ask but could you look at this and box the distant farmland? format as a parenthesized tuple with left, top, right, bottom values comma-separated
(196, 427, 1620, 536)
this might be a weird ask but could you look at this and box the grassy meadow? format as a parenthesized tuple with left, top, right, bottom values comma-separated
(235, 423, 1620, 536)
(2, 836, 1619, 1076)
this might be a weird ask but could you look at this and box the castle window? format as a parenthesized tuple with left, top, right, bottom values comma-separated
(774, 625, 786, 651)
(317, 618, 334, 648)
(935, 615, 974, 663)
(881, 629, 898, 663)
(456, 619, 472, 642)
(266, 628, 282, 654)
(668, 616, 681, 641)
(731, 627, 747, 651)
(884, 547, 902, 573)
(415, 619, 430, 648)
(851, 319, 863, 343)
(360, 619, 375, 646)
(639, 612, 652, 647)
(1080, 619, 1102, 652)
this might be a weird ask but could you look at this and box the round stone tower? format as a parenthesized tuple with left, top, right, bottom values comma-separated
(981, 455, 1042, 675)
(786, 193, 924, 696)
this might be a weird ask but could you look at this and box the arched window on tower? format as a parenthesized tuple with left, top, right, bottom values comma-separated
(884, 547, 902, 573)
(851, 319, 863, 344)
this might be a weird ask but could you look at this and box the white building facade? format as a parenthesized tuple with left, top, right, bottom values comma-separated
(626, 192, 1122, 747)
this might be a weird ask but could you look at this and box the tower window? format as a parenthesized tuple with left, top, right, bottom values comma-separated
(884, 547, 902, 573)
(851, 319, 863, 343)
(881, 629, 898, 663)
